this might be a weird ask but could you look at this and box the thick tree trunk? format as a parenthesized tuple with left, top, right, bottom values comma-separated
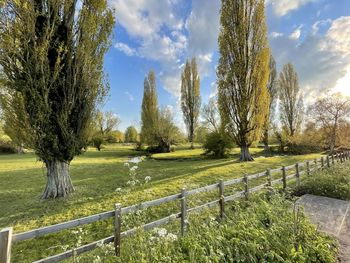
(41, 160, 74, 199)
(262, 128, 269, 152)
(190, 141, 194, 149)
(240, 145, 254, 162)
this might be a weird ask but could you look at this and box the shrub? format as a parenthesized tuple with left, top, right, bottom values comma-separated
(0, 140, 17, 154)
(81, 194, 337, 262)
(91, 135, 104, 151)
(203, 131, 233, 158)
(292, 163, 350, 200)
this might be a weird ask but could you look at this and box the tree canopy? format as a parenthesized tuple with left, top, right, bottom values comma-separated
(217, 0, 270, 161)
(0, 0, 114, 198)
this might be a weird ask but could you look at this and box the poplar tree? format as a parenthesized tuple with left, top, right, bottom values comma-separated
(262, 55, 278, 151)
(0, 0, 114, 198)
(141, 71, 158, 145)
(279, 63, 304, 137)
(181, 58, 201, 149)
(217, 0, 270, 161)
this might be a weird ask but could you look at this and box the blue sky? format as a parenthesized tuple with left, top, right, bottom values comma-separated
(103, 0, 350, 131)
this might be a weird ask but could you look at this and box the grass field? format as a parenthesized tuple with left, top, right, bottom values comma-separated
(0, 144, 323, 262)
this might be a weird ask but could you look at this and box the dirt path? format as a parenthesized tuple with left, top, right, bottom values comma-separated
(297, 194, 350, 263)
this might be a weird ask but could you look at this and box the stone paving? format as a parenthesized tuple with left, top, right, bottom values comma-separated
(297, 194, 350, 263)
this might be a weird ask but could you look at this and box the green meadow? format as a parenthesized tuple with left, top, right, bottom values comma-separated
(0, 144, 323, 262)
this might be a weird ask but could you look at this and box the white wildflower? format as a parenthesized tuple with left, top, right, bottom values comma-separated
(155, 228, 167, 237)
(145, 176, 151, 183)
(130, 166, 138, 172)
(115, 187, 122, 192)
(123, 162, 130, 167)
(129, 156, 143, 164)
(166, 233, 177, 241)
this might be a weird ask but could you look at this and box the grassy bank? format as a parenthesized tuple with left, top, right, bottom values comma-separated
(0, 144, 323, 262)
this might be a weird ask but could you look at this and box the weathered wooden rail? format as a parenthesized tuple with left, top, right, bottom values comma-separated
(1, 151, 349, 263)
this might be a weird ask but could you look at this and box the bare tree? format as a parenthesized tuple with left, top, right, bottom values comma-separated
(309, 93, 350, 153)
(201, 97, 219, 132)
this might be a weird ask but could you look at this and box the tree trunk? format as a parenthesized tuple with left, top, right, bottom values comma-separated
(240, 145, 254, 162)
(41, 160, 75, 199)
(262, 128, 269, 152)
(190, 141, 194, 149)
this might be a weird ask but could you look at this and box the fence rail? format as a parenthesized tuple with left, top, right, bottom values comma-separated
(1, 150, 350, 263)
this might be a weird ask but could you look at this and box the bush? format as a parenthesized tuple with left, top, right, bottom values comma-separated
(0, 140, 17, 154)
(203, 131, 233, 158)
(81, 194, 337, 262)
(292, 163, 350, 200)
(91, 135, 104, 151)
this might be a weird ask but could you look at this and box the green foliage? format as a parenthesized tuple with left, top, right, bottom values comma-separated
(293, 163, 350, 200)
(147, 108, 184, 153)
(203, 131, 234, 158)
(0, 139, 17, 154)
(181, 57, 201, 148)
(124, 126, 138, 143)
(85, 195, 336, 262)
(194, 125, 209, 144)
(105, 130, 124, 143)
(0, 1, 114, 163)
(0, 144, 322, 261)
(217, 0, 270, 161)
(279, 63, 304, 137)
(91, 135, 104, 151)
(141, 71, 158, 145)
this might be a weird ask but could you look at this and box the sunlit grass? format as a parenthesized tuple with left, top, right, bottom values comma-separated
(0, 143, 323, 262)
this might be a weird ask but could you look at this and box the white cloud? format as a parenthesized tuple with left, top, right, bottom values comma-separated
(289, 26, 302, 40)
(270, 16, 350, 101)
(114, 42, 137, 56)
(266, 0, 318, 17)
(311, 19, 332, 35)
(110, 0, 182, 39)
(124, 91, 134, 101)
(271, 32, 284, 38)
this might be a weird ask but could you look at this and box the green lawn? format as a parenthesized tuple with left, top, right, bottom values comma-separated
(0, 144, 323, 262)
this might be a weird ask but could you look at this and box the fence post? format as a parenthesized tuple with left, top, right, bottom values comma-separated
(114, 203, 122, 256)
(219, 179, 225, 219)
(282, 166, 287, 189)
(243, 174, 249, 200)
(296, 163, 300, 187)
(321, 157, 324, 169)
(326, 155, 330, 168)
(180, 188, 187, 236)
(306, 161, 310, 176)
(314, 159, 318, 169)
(266, 169, 272, 187)
(0, 227, 12, 263)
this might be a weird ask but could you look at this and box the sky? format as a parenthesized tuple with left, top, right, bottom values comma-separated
(103, 0, 350, 132)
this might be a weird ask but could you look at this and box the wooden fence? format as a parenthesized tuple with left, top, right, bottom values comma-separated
(1, 151, 349, 263)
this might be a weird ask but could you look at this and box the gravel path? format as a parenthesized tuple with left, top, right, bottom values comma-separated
(297, 194, 350, 263)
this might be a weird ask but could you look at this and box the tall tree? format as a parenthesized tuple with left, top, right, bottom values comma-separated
(0, 0, 114, 198)
(124, 126, 138, 143)
(309, 93, 350, 153)
(217, 0, 270, 161)
(262, 55, 278, 151)
(141, 71, 158, 145)
(279, 63, 303, 138)
(181, 58, 201, 149)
